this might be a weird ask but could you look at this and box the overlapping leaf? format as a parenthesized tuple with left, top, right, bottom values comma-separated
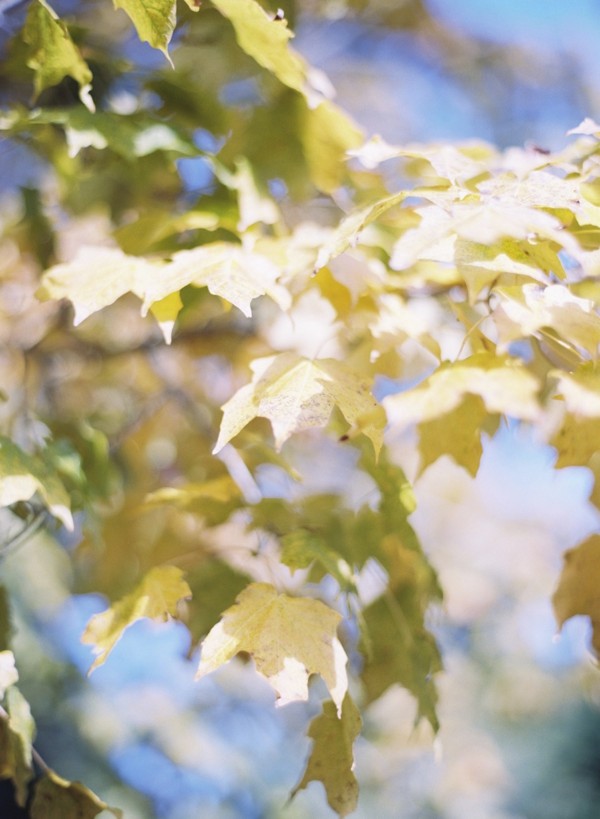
(210, 0, 330, 108)
(113, 0, 176, 59)
(22, 0, 94, 110)
(197, 582, 348, 712)
(384, 352, 540, 427)
(37, 242, 290, 341)
(291, 694, 361, 817)
(495, 283, 600, 356)
(82, 566, 191, 671)
(0, 437, 73, 529)
(213, 353, 385, 455)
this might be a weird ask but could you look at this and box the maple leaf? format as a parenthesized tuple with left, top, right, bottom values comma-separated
(360, 590, 441, 730)
(113, 0, 176, 61)
(37, 243, 290, 342)
(553, 365, 600, 416)
(384, 352, 540, 426)
(31, 769, 122, 819)
(554, 536, 600, 656)
(196, 582, 348, 712)
(210, 0, 329, 108)
(23, 0, 94, 111)
(81, 566, 191, 672)
(213, 352, 385, 455)
(291, 694, 362, 817)
(315, 191, 407, 270)
(495, 283, 600, 356)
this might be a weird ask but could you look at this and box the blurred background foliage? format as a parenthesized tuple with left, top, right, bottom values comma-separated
(1, 0, 600, 816)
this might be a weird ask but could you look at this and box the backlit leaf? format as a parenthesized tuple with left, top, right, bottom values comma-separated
(495, 283, 600, 356)
(551, 414, 600, 468)
(0, 686, 35, 806)
(315, 191, 407, 270)
(553, 366, 600, 416)
(31, 769, 122, 819)
(553, 536, 600, 656)
(113, 0, 176, 59)
(0, 652, 18, 700)
(384, 353, 540, 428)
(360, 589, 441, 730)
(0, 437, 73, 530)
(23, 0, 94, 111)
(210, 0, 330, 107)
(81, 566, 191, 672)
(417, 394, 488, 476)
(196, 582, 348, 712)
(38, 242, 291, 340)
(213, 353, 385, 455)
(291, 694, 361, 817)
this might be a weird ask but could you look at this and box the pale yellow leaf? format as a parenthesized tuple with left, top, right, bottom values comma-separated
(553, 366, 600, 416)
(384, 353, 540, 427)
(81, 566, 191, 672)
(38, 243, 290, 337)
(495, 283, 600, 356)
(213, 353, 384, 455)
(316, 191, 407, 271)
(141, 242, 291, 317)
(37, 246, 151, 325)
(196, 582, 348, 712)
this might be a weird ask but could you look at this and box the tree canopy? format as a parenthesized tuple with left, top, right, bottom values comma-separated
(1, 1, 600, 816)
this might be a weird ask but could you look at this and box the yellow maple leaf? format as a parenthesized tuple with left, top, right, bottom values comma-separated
(213, 352, 385, 455)
(82, 566, 191, 672)
(196, 582, 348, 713)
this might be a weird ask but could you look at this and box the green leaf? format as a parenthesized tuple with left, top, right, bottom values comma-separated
(291, 694, 361, 817)
(113, 0, 176, 60)
(185, 560, 250, 645)
(0, 686, 35, 806)
(197, 582, 348, 712)
(553, 536, 600, 656)
(210, 0, 329, 107)
(81, 566, 191, 672)
(0, 437, 73, 530)
(300, 100, 363, 194)
(0, 589, 13, 653)
(280, 530, 355, 591)
(146, 476, 243, 526)
(31, 769, 122, 819)
(22, 0, 94, 111)
(213, 353, 385, 455)
(360, 589, 441, 730)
